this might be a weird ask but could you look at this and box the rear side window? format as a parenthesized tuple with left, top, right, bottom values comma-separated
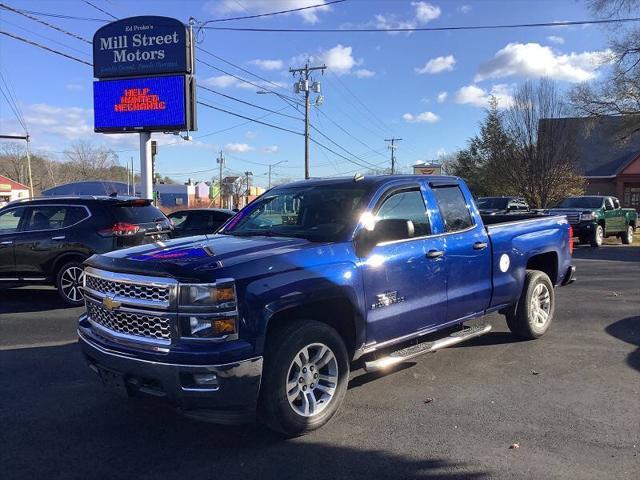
(432, 186, 474, 232)
(170, 211, 188, 227)
(111, 204, 166, 223)
(377, 188, 431, 237)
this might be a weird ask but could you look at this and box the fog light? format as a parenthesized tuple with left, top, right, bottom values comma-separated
(193, 373, 219, 386)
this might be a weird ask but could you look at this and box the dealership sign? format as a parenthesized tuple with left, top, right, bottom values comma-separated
(93, 16, 191, 78)
(92, 16, 196, 134)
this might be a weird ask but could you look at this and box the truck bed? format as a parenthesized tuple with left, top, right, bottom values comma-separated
(480, 212, 549, 226)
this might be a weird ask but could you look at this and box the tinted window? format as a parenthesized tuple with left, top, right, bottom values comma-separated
(433, 186, 474, 232)
(169, 211, 188, 227)
(22, 206, 88, 231)
(111, 204, 166, 223)
(0, 207, 25, 234)
(612, 198, 621, 209)
(477, 198, 508, 210)
(377, 189, 430, 237)
(604, 198, 614, 210)
(210, 211, 233, 222)
(557, 197, 603, 209)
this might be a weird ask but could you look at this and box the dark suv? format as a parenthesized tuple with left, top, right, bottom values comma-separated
(0, 196, 171, 305)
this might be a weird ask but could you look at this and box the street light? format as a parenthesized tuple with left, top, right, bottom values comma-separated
(266, 160, 288, 189)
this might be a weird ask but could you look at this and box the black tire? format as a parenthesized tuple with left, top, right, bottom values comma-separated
(621, 225, 634, 245)
(505, 270, 555, 340)
(56, 261, 85, 306)
(259, 320, 350, 436)
(590, 224, 604, 247)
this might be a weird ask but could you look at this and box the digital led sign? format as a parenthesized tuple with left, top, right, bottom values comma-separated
(93, 75, 190, 132)
(93, 16, 190, 79)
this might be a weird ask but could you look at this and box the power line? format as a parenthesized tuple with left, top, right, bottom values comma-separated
(13, 8, 108, 22)
(198, 85, 304, 121)
(81, 0, 118, 20)
(198, 16, 640, 33)
(0, 30, 93, 66)
(0, 3, 92, 43)
(0, 18, 92, 57)
(196, 100, 304, 136)
(198, 0, 345, 25)
(0, 70, 27, 132)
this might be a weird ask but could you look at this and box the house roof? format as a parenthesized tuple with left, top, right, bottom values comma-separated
(0, 174, 29, 190)
(539, 116, 640, 177)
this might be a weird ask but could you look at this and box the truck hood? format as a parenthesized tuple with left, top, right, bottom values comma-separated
(85, 234, 314, 282)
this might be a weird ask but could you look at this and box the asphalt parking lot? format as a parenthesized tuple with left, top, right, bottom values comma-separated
(1, 246, 638, 480)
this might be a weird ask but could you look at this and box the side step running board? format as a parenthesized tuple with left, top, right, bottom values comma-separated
(364, 324, 492, 372)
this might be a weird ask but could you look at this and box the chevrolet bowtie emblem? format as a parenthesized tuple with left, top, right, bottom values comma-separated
(102, 296, 121, 311)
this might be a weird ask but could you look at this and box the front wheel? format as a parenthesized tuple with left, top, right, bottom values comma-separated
(259, 320, 350, 436)
(505, 270, 555, 340)
(591, 224, 604, 247)
(621, 225, 634, 245)
(56, 261, 85, 306)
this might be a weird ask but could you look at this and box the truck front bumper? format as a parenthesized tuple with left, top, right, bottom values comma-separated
(571, 221, 597, 239)
(78, 326, 263, 424)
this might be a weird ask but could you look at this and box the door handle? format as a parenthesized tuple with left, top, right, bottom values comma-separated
(473, 241, 488, 250)
(426, 249, 444, 259)
(51, 236, 66, 241)
(0, 240, 12, 246)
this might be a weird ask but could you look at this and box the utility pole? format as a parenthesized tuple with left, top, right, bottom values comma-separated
(267, 160, 287, 189)
(244, 171, 253, 207)
(0, 134, 33, 197)
(217, 150, 225, 208)
(385, 137, 402, 175)
(151, 140, 158, 205)
(290, 62, 326, 180)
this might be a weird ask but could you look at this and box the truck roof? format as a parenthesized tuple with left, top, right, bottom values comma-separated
(278, 174, 459, 189)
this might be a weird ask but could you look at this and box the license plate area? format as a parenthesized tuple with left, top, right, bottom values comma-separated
(97, 366, 129, 397)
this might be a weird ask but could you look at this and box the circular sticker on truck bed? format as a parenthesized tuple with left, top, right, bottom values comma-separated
(499, 254, 510, 272)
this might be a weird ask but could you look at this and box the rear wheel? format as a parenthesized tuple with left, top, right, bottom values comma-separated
(56, 261, 85, 306)
(590, 224, 604, 247)
(622, 225, 634, 245)
(505, 270, 555, 340)
(259, 320, 349, 436)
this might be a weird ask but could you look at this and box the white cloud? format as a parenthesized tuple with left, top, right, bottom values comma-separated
(374, 1, 440, 34)
(454, 84, 514, 108)
(354, 68, 375, 78)
(65, 83, 84, 91)
(475, 42, 611, 83)
(547, 35, 565, 45)
(413, 1, 441, 23)
(204, 0, 332, 24)
(457, 5, 472, 14)
(294, 44, 374, 77)
(415, 55, 455, 74)
(248, 59, 284, 71)
(437, 91, 448, 103)
(245, 131, 257, 140)
(402, 111, 440, 123)
(262, 145, 279, 153)
(225, 143, 255, 153)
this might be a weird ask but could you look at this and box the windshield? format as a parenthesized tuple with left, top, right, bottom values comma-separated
(220, 184, 370, 242)
(477, 198, 509, 210)
(557, 197, 603, 209)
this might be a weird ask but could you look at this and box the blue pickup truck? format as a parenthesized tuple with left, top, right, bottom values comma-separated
(78, 175, 575, 435)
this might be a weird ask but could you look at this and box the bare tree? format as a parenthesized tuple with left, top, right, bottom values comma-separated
(571, 0, 640, 140)
(506, 79, 585, 208)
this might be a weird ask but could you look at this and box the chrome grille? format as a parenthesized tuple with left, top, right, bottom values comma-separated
(564, 213, 580, 224)
(85, 274, 170, 303)
(86, 300, 171, 341)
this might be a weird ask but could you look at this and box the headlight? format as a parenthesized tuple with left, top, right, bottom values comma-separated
(179, 280, 236, 309)
(180, 314, 237, 338)
(580, 212, 595, 221)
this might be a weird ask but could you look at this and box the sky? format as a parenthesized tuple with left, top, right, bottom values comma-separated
(0, 0, 618, 188)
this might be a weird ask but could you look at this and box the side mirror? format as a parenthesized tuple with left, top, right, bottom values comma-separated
(355, 219, 415, 257)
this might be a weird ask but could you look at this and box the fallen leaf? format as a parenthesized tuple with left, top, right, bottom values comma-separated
(530, 370, 539, 375)
(509, 443, 520, 449)
(424, 397, 434, 404)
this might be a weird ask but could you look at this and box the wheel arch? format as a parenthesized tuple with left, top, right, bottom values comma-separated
(51, 252, 90, 281)
(526, 251, 558, 285)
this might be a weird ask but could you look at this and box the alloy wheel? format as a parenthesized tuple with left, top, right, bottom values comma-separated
(530, 283, 551, 327)
(60, 266, 85, 303)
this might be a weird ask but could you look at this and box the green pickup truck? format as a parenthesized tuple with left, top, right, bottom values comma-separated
(549, 196, 637, 247)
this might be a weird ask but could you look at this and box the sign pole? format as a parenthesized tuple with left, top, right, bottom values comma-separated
(139, 132, 153, 199)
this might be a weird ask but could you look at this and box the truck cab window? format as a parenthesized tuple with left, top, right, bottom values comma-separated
(612, 198, 620, 209)
(432, 186, 474, 232)
(604, 198, 614, 210)
(376, 189, 430, 237)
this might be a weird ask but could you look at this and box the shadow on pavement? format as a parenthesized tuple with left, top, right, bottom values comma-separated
(572, 245, 640, 263)
(0, 287, 69, 314)
(0, 343, 489, 480)
(606, 316, 640, 373)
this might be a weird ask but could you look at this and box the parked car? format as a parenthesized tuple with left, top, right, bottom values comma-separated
(78, 175, 574, 436)
(476, 196, 529, 215)
(0, 196, 171, 305)
(168, 208, 235, 238)
(549, 196, 637, 247)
